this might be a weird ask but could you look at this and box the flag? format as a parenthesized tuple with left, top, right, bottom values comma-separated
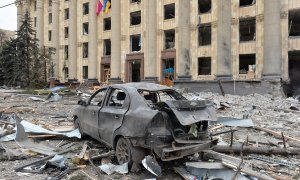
(96, 0, 103, 15)
(103, 0, 108, 10)
(104, 1, 111, 14)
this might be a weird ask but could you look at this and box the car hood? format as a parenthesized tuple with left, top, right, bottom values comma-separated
(164, 100, 217, 126)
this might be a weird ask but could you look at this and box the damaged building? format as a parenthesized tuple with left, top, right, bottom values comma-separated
(16, 0, 300, 95)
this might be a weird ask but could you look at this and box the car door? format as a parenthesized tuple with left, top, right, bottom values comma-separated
(81, 88, 108, 140)
(98, 88, 130, 145)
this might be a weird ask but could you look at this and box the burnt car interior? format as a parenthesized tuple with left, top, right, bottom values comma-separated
(108, 89, 126, 107)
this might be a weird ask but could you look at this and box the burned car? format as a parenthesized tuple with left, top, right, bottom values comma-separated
(74, 83, 217, 168)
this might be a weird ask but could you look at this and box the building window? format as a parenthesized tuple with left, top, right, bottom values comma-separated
(64, 8, 69, 20)
(83, 2, 89, 15)
(130, 11, 141, 26)
(239, 18, 256, 42)
(131, 0, 141, 3)
(103, 39, 111, 56)
(34, 17, 37, 27)
(198, 0, 211, 14)
(83, 42, 88, 58)
(49, 0, 52, 7)
(34, 1, 37, 11)
(64, 27, 69, 38)
(164, 29, 175, 49)
(198, 57, 211, 75)
(240, 0, 255, 7)
(198, 24, 211, 46)
(239, 54, 256, 74)
(83, 22, 89, 35)
(64, 45, 68, 60)
(164, 3, 175, 20)
(289, 10, 300, 37)
(130, 34, 141, 52)
(49, 13, 52, 24)
(82, 66, 88, 79)
(48, 30, 52, 41)
(64, 67, 69, 79)
(104, 17, 111, 31)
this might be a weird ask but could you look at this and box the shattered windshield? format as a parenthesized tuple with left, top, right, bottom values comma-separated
(139, 89, 186, 104)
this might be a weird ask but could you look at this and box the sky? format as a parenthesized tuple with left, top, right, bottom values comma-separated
(0, 0, 17, 31)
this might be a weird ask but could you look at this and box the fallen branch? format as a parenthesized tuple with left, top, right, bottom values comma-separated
(254, 126, 300, 144)
(91, 150, 115, 161)
(213, 145, 300, 155)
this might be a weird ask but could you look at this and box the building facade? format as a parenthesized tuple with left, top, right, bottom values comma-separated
(16, 0, 300, 88)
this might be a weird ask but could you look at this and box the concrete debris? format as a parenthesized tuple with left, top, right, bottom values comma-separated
(99, 162, 128, 175)
(213, 117, 254, 127)
(46, 92, 63, 102)
(142, 155, 162, 176)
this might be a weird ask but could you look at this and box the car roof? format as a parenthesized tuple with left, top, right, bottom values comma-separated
(112, 83, 173, 91)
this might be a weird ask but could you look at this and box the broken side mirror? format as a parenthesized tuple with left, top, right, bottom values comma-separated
(78, 100, 87, 106)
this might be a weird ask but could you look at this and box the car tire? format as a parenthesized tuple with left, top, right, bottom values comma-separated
(116, 137, 133, 166)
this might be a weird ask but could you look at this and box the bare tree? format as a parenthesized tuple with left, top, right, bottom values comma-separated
(0, 30, 8, 47)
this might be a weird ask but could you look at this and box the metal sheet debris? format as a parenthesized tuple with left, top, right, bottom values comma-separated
(142, 155, 162, 176)
(99, 162, 128, 175)
(213, 117, 254, 127)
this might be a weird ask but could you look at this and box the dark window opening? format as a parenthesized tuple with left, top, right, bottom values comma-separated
(240, 0, 256, 7)
(198, 24, 211, 46)
(198, 0, 211, 14)
(102, 64, 111, 83)
(49, 13, 52, 24)
(49, 0, 52, 7)
(34, 1, 37, 11)
(164, 29, 175, 49)
(64, 45, 68, 60)
(104, 17, 111, 31)
(34, 17, 37, 27)
(198, 57, 211, 75)
(164, 3, 175, 20)
(131, 34, 141, 52)
(64, 27, 69, 38)
(83, 22, 89, 35)
(82, 66, 88, 79)
(239, 18, 256, 42)
(64, 67, 69, 79)
(65, 8, 69, 20)
(239, 54, 256, 74)
(289, 10, 300, 37)
(162, 59, 175, 86)
(288, 51, 300, 95)
(131, 60, 141, 82)
(83, 42, 88, 58)
(103, 39, 111, 56)
(107, 89, 126, 107)
(131, 0, 141, 3)
(83, 2, 89, 15)
(48, 30, 52, 41)
(130, 11, 141, 26)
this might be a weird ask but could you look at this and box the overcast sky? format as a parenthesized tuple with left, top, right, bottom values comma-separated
(0, 0, 17, 31)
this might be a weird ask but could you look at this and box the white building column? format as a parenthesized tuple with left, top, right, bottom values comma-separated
(52, 0, 60, 79)
(68, 0, 78, 81)
(16, 0, 26, 30)
(88, 0, 98, 82)
(109, 0, 122, 83)
(36, 0, 44, 48)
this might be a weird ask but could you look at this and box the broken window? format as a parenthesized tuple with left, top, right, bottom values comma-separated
(34, 1, 37, 11)
(48, 30, 52, 41)
(239, 18, 256, 42)
(49, 0, 52, 7)
(240, 0, 256, 7)
(82, 66, 88, 79)
(239, 54, 256, 74)
(198, 23, 211, 46)
(103, 39, 111, 56)
(64, 67, 68, 79)
(102, 65, 111, 83)
(49, 13, 52, 24)
(288, 51, 300, 93)
(289, 10, 300, 37)
(198, 57, 211, 75)
(130, 34, 141, 52)
(64, 45, 68, 60)
(90, 88, 108, 106)
(83, 2, 89, 15)
(164, 3, 175, 20)
(83, 22, 89, 35)
(83, 42, 88, 58)
(65, 8, 69, 20)
(104, 17, 111, 31)
(64, 27, 69, 38)
(130, 11, 141, 26)
(131, 0, 141, 3)
(164, 29, 175, 49)
(198, 0, 211, 14)
(107, 89, 126, 107)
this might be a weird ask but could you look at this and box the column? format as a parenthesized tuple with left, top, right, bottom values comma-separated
(262, 0, 282, 79)
(177, 0, 191, 80)
(16, 1, 26, 30)
(52, 0, 60, 79)
(215, 0, 232, 80)
(88, 0, 98, 82)
(68, 0, 78, 81)
(144, 0, 157, 82)
(36, 0, 44, 47)
(109, 0, 122, 83)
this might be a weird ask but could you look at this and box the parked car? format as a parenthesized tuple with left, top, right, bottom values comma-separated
(74, 83, 218, 169)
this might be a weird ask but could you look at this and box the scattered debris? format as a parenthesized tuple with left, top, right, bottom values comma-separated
(99, 162, 128, 175)
(142, 155, 162, 176)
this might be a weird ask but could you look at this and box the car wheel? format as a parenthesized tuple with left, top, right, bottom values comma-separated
(116, 137, 133, 165)
(74, 118, 85, 137)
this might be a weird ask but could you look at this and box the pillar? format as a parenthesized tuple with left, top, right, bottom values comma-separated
(68, 0, 77, 81)
(176, 0, 191, 80)
(263, 0, 282, 79)
(16, 0, 25, 30)
(109, 0, 122, 83)
(36, 0, 44, 47)
(215, 0, 232, 80)
(88, 0, 98, 83)
(144, 0, 157, 82)
(52, 0, 60, 79)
